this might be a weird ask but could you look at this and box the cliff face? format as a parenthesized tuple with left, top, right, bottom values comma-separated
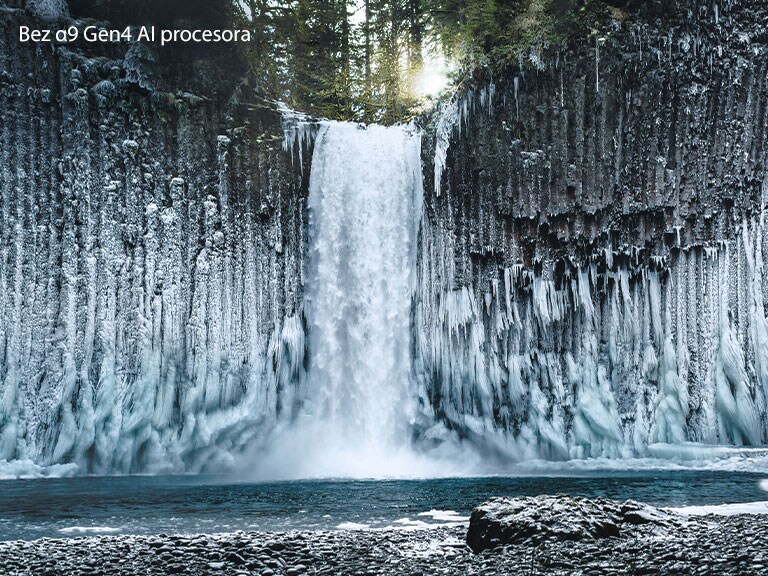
(0, 7, 306, 473)
(415, 0, 768, 457)
(2, 1, 768, 476)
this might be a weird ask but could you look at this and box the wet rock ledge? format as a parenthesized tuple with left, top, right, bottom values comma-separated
(1, 496, 767, 575)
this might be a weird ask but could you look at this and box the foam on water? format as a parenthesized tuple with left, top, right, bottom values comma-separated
(386, 510, 469, 531)
(417, 510, 468, 523)
(337, 522, 370, 530)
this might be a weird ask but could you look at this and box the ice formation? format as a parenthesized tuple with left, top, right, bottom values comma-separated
(413, 218, 768, 461)
(415, 0, 768, 466)
(0, 8, 306, 474)
(433, 81, 495, 197)
(2, 1, 768, 477)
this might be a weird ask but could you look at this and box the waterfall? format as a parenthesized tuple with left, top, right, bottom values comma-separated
(306, 122, 422, 443)
(253, 121, 463, 478)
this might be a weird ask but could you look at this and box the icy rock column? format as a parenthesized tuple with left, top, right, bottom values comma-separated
(0, 10, 308, 474)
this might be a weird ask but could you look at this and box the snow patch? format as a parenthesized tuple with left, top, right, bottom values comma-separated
(668, 502, 768, 516)
(0, 459, 78, 480)
(59, 526, 122, 535)
(336, 522, 370, 530)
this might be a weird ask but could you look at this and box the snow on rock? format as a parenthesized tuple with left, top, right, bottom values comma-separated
(0, 9, 306, 474)
(25, 0, 68, 20)
(466, 495, 684, 552)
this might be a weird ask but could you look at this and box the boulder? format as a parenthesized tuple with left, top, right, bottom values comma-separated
(466, 495, 682, 553)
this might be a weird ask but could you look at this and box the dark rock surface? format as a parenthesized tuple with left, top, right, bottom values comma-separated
(424, 0, 768, 261)
(1, 508, 767, 575)
(466, 495, 683, 552)
(413, 0, 768, 456)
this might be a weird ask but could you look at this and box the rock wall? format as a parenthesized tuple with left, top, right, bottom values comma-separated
(0, 7, 307, 473)
(415, 0, 768, 458)
(3, 0, 768, 475)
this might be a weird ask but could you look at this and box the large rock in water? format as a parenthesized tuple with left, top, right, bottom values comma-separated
(466, 495, 683, 553)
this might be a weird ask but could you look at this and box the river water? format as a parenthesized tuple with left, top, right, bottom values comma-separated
(2, 471, 767, 541)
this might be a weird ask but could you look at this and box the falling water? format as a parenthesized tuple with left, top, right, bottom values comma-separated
(306, 121, 422, 445)
(253, 121, 458, 479)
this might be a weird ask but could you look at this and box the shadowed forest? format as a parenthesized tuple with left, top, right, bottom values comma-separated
(30, 0, 651, 123)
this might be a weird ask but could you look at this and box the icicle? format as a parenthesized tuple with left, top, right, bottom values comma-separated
(278, 102, 313, 174)
(514, 76, 520, 121)
(433, 98, 459, 197)
(595, 38, 601, 94)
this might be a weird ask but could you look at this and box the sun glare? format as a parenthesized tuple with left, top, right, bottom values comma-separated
(414, 66, 450, 98)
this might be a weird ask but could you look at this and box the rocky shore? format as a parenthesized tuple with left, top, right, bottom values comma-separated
(1, 496, 767, 575)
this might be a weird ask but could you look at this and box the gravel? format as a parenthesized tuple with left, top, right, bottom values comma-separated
(1, 505, 766, 575)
